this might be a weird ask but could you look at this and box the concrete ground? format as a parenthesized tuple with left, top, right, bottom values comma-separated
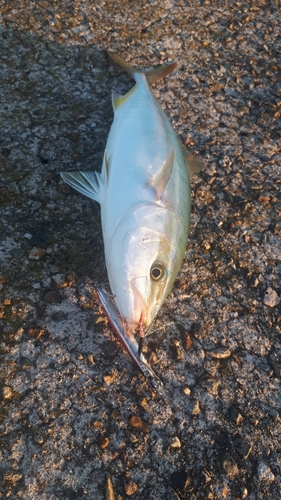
(0, 1, 280, 499)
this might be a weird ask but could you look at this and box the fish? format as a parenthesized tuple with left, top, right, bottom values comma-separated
(61, 51, 204, 344)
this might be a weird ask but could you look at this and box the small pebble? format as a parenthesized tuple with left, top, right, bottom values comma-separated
(93, 421, 103, 429)
(249, 275, 259, 287)
(88, 354, 95, 364)
(103, 373, 116, 385)
(258, 195, 270, 203)
(202, 469, 212, 483)
(139, 397, 150, 411)
(209, 347, 231, 359)
(241, 487, 248, 499)
(3, 386, 13, 400)
(99, 436, 109, 449)
(51, 273, 68, 288)
(170, 339, 183, 360)
(191, 400, 200, 416)
(129, 416, 149, 433)
(184, 333, 193, 351)
(249, 417, 259, 427)
(183, 387, 191, 396)
(148, 351, 158, 365)
(221, 486, 230, 499)
(34, 434, 44, 445)
(170, 436, 181, 449)
(4, 472, 23, 483)
(222, 454, 238, 478)
(95, 316, 106, 324)
(257, 462, 275, 482)
(125, 481, 138, 496)
(263, 287, 280, 307)
(28, 328, 45, 340)
(28, 247, 46, 260)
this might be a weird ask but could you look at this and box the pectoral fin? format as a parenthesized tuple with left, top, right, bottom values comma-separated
(180, 143, 205, 177)
(60, 171, 103, 203)
(147, 149, 174, 201)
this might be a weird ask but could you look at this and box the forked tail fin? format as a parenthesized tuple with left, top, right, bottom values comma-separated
(108, 51, 177, 85)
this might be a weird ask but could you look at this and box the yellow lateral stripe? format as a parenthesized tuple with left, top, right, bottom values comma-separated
(112, 85, 136, 110)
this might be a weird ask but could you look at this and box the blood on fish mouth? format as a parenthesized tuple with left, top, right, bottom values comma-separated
(95, 286, 163, 392)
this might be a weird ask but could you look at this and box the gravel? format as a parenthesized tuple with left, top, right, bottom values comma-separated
(0, 1, 281, 499)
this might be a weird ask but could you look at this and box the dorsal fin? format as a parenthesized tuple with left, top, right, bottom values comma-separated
(147, 149, 174, 201)
(180, 143, 205, 177)
(108, 51, 177, 86)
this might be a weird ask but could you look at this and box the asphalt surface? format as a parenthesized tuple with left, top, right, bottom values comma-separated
(0, 1, 281, 499)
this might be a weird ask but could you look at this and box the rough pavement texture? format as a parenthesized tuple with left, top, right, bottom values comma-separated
(0, 1, 281, 499)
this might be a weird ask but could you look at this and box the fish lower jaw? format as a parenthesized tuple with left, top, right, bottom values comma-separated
(123, 319, 139, 335)
(124, 318, 154, 338)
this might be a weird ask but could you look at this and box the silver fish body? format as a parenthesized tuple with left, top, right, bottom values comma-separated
(61, 53, 203, 335)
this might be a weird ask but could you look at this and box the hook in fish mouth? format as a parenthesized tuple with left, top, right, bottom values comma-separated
(138, 336, 145, 357)
(95, 286, 163, 392)
(123, 311, 146, 357)
(137, 311, 145, 357)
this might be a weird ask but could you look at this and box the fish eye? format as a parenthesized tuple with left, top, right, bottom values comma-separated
(150, 263, 167, 282)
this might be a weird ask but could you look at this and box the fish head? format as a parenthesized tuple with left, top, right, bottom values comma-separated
(108, 204, 187, 334)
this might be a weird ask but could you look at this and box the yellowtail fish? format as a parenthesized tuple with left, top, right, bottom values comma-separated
(61, 52, 203, 350)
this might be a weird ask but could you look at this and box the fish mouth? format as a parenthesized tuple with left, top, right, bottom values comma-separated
(130, 277, 148, 331)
